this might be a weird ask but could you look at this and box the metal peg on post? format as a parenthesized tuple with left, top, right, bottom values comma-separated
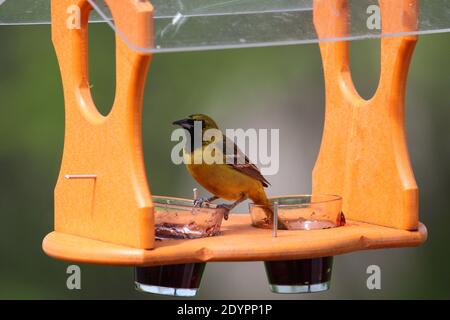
(273, 201, 278, 238)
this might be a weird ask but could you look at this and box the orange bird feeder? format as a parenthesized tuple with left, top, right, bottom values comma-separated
(42, 0, 428, 290)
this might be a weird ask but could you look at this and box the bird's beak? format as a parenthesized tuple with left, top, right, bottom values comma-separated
(173, 118, 195, 130)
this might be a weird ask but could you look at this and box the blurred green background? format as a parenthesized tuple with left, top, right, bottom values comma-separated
(0, 21, 449, 299)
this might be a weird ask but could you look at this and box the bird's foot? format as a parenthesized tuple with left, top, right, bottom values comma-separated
(193, 197, 211, 208)
(194, 196, 219, 208)
(217, 203, 233, 220)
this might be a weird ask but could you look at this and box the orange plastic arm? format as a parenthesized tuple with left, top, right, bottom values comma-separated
(312, 0, 419, 230)
(51, 0, 155, 248)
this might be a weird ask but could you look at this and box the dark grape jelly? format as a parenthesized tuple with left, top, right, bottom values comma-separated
(135, 263, 206, 297)
(264, 256, 333, 293)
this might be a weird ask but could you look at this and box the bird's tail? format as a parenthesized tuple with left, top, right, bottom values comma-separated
(250, 190, 287, 230)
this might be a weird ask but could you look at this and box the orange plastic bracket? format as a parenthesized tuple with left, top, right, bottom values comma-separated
(47, 0, 155, 249)
(312, 0, 419, 230)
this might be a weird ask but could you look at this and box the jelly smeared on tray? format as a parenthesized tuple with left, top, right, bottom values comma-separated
(155, 221, 221, 239)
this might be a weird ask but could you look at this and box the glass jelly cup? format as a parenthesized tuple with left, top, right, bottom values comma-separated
(135, 196, 226, 297)
(249, 195, 343, 294)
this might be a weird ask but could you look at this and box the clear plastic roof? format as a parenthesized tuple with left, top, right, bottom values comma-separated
(1, 0, 450, 52)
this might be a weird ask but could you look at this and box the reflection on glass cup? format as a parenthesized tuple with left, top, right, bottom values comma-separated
(135, 196, 226, 297)
(249, 195, 343, 294)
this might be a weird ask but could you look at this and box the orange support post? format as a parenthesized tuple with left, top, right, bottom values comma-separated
(312, 0, 419, 230)
(47, 0, 155, 249)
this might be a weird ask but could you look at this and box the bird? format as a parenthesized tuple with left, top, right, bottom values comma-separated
(173, 114, 283, 228)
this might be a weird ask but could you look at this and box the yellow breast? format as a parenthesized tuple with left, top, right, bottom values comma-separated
(184, 148, 263, 201)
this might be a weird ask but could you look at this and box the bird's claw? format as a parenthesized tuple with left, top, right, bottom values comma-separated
(193, 197, 210, 208)
(217, 204, 232, 220)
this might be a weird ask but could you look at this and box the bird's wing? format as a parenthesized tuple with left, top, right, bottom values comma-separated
(222, 135, 271, 188)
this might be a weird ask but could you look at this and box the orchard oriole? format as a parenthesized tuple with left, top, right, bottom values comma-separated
(173, 114, 279, 226)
